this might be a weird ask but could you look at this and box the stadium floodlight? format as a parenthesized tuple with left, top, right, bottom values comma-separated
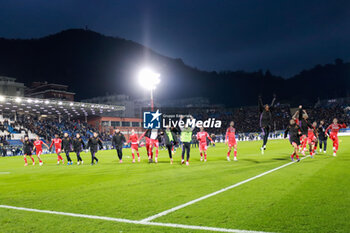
(0, 96, 5, 102)
(15, 97, 22, 103)
(45, 100, 50, 104)
(138, 68, 160, 111)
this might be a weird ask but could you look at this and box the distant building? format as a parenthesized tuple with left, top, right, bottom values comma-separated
(25, 82, 75, 101)
(87, 116, 143, 140)
(0, 76, 25, 97)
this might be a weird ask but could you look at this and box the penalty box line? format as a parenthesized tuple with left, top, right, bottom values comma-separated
(0, 204, 271, 233)
(141, 156, 310, 222)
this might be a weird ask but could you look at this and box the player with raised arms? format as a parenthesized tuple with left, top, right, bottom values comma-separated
(284, 119, 302, 162)
(258, 94, 276, 154)
(297, 106, 313, 155)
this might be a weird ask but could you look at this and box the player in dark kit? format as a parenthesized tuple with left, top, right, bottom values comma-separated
(87, 132, 103, 165)
(62, 133, 73, 165)
(73, 133, 85, 165)
(22, 136, 35, 166)
(258, 95, 276, 154)
(318, 120, 328, 153)
(297, 106, 313, 155)
(284, 119, 302, 162)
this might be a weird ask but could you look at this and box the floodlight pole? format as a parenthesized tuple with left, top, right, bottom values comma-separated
(150, 88, 154, 111)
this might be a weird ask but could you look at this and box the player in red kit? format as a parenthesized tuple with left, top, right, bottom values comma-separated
(126, 129, 140, 163)
(149, 129, 160, 163)
(49, 134, 64, 164)
(307, 121, 318, 157)
(225, 121, 238, 161)
(196, 127, 214, 162)
(33, 136, 49, 166)
(325, 118, 347, 156)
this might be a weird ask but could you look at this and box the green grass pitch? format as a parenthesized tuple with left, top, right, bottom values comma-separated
(1, 137, 349, 233)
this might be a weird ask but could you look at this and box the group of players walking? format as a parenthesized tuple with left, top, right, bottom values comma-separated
(21, 97, 347, 166)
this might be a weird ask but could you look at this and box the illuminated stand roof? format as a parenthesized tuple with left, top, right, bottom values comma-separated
(0, 95, 125, 117)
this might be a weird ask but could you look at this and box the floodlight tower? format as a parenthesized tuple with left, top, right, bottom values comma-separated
(138, 68, 160, 111)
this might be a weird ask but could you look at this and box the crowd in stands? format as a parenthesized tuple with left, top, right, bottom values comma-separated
(14, 116, 97, 141)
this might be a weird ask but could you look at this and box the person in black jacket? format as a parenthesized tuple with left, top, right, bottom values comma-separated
(73, 133, 85, 165)
(22, 136, 35, 166)
(258, 95, 276, 154)
(111, 129, 126, 163)
(87, 132, 103, 165)
(62, 133, 73, 165)
(318, 120, 328, 153)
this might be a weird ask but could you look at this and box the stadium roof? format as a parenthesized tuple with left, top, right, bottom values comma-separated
(0, 95, 125, 118)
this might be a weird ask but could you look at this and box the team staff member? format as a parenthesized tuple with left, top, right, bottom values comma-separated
(318, 120, 327, 153)
(258, 94, 276, 154)
(87, 132, 104, 165)
(112, 129, 126, 163)
(179, 115, 195, 166)
(73, 133, 85, 165)
(62, 133, 73, 165)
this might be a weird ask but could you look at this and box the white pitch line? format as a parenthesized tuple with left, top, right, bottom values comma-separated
(0, 172, 10, 175)
(141, 156, 310, 222)
(0, 205, 271, 233)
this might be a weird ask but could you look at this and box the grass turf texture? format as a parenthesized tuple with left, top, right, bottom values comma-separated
(0, 138, 349, 233)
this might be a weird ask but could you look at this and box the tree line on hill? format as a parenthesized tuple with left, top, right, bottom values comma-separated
(0, 29, 349, 107)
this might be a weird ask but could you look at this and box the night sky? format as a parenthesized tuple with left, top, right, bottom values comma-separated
(1, 0, 350, 77)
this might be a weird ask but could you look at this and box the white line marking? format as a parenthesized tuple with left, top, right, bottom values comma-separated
(0, 172, 10, 175)
(141, 156, 310, 222)
(0, 205, 271, 233)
